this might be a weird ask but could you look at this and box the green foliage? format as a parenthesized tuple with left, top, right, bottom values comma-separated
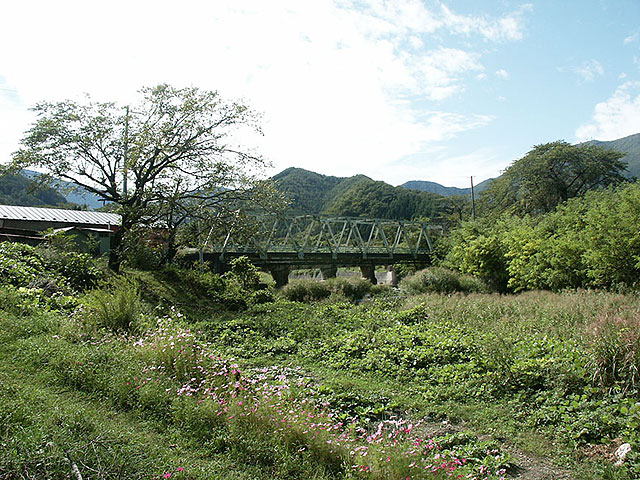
(444, 220, 510, 292)
(444, 181, 640, 292)
(121, 225, 165, 270)
(225, 256, 261, 290)
(0, 241, 102, 292)
(0, 242, 46, 287)
(281, 277, 374, 303)
(588, 313, 640, 394)
(149, 265, 249, 312)
(281, 279, 333, 302)
(480, 141, 628, 215)
(84, 277, 143, 333)
(399, 267, 489, 294)
(36, 244, 102, 290)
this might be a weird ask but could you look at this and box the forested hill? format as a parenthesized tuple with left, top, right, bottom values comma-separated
(0, 170, 104, 209)
(0, 173, 71, 208)
(271, 167, 369, 214)
(400, 178, 493, 196)
(585, 132, 640, 178)
(272, 167, 442, 220)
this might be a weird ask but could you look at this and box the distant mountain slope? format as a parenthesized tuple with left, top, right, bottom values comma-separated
(400, 178, 493, 196)
(585, 133, 640, 179)
(0, 173, 71, 207)
(272, 167, 373, 215)
(272, 167, 442, 220)
(21, 170, 105, 209)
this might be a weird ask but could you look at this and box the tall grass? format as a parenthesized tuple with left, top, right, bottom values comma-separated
(588, 312, 640, 394)
(84, 277, 143, 333)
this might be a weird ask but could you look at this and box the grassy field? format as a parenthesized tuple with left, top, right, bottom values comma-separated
(1, 249, 639, 479)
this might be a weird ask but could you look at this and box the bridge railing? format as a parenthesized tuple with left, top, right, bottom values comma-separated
(207, 215, 440, 260)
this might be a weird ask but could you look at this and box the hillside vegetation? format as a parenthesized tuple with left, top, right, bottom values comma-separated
(587, 133, 640, 179)
(0, 173, 72, 208)
(273, 167, 442, 220)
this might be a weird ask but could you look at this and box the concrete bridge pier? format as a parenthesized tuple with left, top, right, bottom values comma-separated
(269, 265, 291, 288)
(320, 265, 337, 280)
(360, 265, 377, 285)
(387, 265, 398, 287)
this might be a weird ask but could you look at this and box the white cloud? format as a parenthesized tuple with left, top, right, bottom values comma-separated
(624, 33, 639, 45)
(0, 0, 529, 184)
(440, 3, 531, 42)
(575, 81, 640, 141)
(574, 59, 605, 82)
(495, 69, 510, 79)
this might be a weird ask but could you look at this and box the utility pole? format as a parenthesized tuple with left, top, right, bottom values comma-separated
(470, 176, 476, 221)
(123, 106, 129, 197)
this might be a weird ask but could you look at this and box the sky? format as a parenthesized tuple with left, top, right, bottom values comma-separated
(1, 0, 639, 188)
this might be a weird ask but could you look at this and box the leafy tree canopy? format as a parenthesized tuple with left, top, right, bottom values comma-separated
(480, 141, 628, 215)
(8, 84, 275, 269)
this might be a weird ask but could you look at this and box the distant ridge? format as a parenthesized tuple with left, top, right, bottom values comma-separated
(400, 178, 493, 196)
(583, 132, 640, 179)
(272, 167, 442, 220)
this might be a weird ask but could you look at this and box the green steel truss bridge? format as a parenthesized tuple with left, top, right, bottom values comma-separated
(184, 215, 440, 286)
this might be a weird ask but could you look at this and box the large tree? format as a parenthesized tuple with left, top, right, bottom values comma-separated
(480, 141, 628, 215)
(9, 84, 273, 270)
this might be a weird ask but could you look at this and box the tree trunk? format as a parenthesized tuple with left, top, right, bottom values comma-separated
(108, 228, 124, 273)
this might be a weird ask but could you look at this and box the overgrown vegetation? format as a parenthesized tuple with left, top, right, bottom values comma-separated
(1, 241, 639, 479)
(282, 277, 390, 303)
(442, 182, 640, 292)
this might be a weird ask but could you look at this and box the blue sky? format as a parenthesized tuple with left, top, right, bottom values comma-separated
(1, 0, 639, 187)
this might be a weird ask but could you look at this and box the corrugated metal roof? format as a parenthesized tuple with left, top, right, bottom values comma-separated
(0, 205, 121, 226)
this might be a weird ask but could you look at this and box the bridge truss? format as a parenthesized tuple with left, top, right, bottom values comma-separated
(207, 215, 440, 261)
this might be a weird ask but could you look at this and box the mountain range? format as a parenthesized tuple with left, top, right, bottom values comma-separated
(400, 178, 493, 196)
(2, 133, 639, 219)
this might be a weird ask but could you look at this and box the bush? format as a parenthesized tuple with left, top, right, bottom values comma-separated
(399, 267, 488, 294)
(37, 246, 103, 291)
(0, 242, 47, 287)
(326, 277, 372, 302)
(84, 277, 143, 333)
(281, 279, 332, 302)
(281, 277, 374, 303)
(122, 225, 164, 270)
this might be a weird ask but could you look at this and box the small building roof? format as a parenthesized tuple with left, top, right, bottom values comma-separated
(0, 205, 121, 226)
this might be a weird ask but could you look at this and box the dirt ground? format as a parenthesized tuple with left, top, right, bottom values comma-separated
(416, 420, 576, 480)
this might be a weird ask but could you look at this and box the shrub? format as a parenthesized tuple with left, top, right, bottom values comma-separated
(37, 246, 103, 291)
(122, 225, 164, 270)
(282, 277, 374, 303)
(281, 279, 332, 302)
(326, 277, 372, 302)
(224, 256, 261, 290)
(399, 267, 488, 294)
(84, 277, 143, 333)
(0, 242, 46, 287)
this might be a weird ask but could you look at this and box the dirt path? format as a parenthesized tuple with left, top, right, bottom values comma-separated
(503, 443, 574, 480)
(416, 420, 575, 480)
